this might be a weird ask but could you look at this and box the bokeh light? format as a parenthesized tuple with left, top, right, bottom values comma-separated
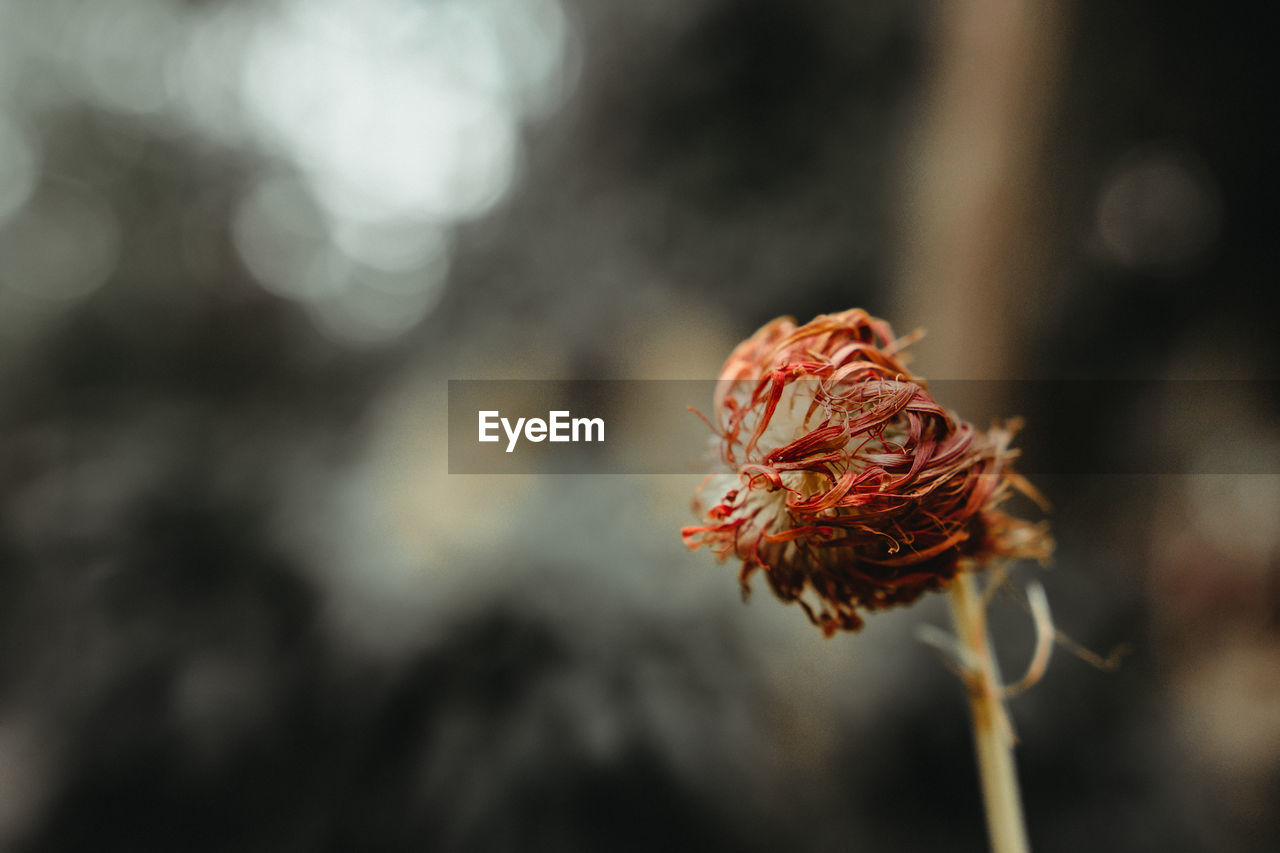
(230, 0, 571, 343)
(0, 113, 39, 226)
(0, 0, 573, 347)
(0, 179, 120, 304)
(1093, 147, 1222, 273)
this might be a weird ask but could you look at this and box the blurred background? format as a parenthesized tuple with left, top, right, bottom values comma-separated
(1, 0, 1277, 850)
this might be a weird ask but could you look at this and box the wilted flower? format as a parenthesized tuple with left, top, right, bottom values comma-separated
(682, 309, 1051, 635)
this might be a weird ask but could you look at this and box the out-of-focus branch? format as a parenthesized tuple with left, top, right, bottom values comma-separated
(892, 0, 1068, 382)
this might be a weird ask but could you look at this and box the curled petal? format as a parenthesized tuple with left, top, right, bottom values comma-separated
(683, 309, 1053, 634)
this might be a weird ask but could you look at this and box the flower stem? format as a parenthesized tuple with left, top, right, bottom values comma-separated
(948, 570, 1031, 853)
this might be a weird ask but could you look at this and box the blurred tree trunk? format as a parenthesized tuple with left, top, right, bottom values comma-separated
(892, 0, 1068, 392)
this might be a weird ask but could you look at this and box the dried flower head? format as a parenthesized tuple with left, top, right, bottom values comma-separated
(682, 309, 1051, 635)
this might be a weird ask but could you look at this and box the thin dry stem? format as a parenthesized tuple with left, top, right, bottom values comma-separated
(916, 623, 977, 678)
(949, 571, 1031, 853)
